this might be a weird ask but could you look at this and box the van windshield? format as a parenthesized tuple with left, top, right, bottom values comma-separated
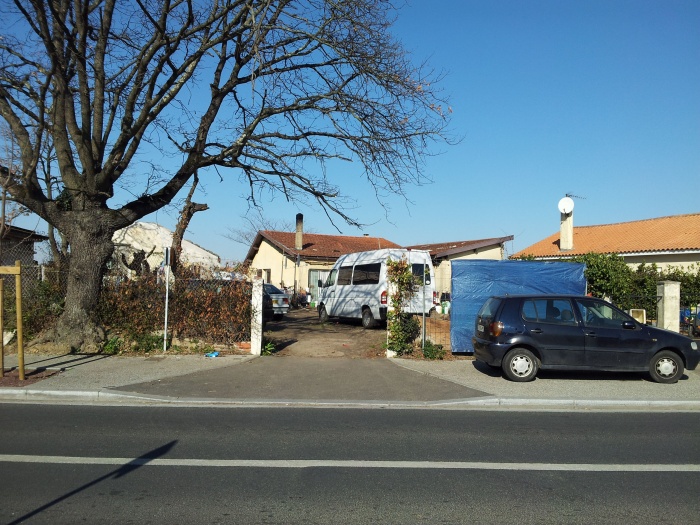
(411, 263, 431, 285)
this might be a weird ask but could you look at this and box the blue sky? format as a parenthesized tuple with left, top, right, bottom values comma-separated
(18, 0, 700, 264)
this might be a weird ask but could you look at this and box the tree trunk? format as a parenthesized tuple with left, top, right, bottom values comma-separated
(171, 174, 208, 275)
(54, 224, 115, 352)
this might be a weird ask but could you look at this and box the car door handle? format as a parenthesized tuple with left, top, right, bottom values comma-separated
(585, 331, 596, 337)
(529, 328, 542, 334)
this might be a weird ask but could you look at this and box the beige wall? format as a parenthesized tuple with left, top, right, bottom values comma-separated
(434, 244, 506, 297)
(623, 253, 700, 272)
(249, 240, 336, 293)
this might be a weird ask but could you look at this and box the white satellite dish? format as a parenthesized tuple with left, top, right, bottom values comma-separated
(558, 196, 574, 214)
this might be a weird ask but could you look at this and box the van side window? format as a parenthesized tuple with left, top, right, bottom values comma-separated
(352, 263, 381, 285)
(337, 266, 353, 286)
(411, 263, 431, 285)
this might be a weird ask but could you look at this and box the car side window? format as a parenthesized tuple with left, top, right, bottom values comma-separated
(337, 266, 353, 286)
(521, 298, 577, 325)
(575, 298, 630, 328)
(522, 300, 539, 321)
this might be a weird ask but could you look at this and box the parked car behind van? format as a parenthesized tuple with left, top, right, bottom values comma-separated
(263, 283, 290, 321)
(317, 249, 437, 328)
(472, 294, 699, 384)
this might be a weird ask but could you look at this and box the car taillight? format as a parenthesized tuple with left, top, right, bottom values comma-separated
(489, 321, 504, 337)
(283, 298, 289, 305)
(381, 290, 387, 305)
(433, 291, 439, 305)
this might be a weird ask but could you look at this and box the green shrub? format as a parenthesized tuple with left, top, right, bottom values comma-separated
(261, 339, 276, 356)
(386, 312, 420, 355)
(422, 340, 446, 360)
(386, 257, 423, 356)
(102, 336, 124, 355)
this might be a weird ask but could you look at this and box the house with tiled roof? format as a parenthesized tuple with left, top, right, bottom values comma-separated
(245, 214, 514, 302)
(0, 224, 48, 266)
(244, 214, 400, 302)
(513, 213, 700, 271)
(406, 236, 514, 298)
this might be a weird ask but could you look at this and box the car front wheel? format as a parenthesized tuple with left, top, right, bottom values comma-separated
(649, 350, 684, 384)
(503, 348, 539, 382)
(361, 308, 376, 329)
(318, 305, 329, 324)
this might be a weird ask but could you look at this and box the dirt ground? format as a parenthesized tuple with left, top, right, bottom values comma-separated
(263, 307, 464, 360)
(263, 307, 387, 358)
(0, 368, 59, 387)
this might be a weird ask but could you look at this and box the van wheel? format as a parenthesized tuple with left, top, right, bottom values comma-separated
(361, 308, 376, 329)
(503, 348, 538, 382)
(649, 350, 683, 384)
(318, 305, 329, 324)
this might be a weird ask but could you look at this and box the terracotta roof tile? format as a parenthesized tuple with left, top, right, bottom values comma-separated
(514, 213, 700, 258)
(253, 231, 401, 260)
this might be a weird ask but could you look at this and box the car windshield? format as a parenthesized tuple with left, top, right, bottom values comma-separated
(264, 284, 284, 294)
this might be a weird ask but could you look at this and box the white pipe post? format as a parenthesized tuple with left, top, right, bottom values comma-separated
(162, 248, 170, 353)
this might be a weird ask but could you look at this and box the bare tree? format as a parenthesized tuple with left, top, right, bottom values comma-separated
(225, 209, 297, 247)
(0, 124, 30, 238)
(170, 173, 209, 274)
(0, 0, 452, 350)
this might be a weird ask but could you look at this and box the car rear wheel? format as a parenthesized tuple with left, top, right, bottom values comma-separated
(361, 308, 376, 329)
(318, 305, 329, 324)
(649, 350, 684, 384)
(503, 348, 539, 382)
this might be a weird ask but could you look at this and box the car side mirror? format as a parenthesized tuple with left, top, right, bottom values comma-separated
(318, 279, 323, 288)
(622, 320, 636, 330)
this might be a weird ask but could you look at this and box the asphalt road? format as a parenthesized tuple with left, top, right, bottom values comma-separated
(1, 404, 699, 524)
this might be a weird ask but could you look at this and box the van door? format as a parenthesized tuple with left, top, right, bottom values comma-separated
(409, 262, 434, 314)
(350, 262, 382, 319)
(308, 269, 329, 304)
(327, 265, 354, 317)
(320, 268, 338, 315)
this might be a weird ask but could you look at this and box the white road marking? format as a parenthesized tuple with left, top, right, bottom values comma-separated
(1, 455, 699, 472)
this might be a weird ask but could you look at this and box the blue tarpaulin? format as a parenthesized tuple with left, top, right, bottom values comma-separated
(450, 260, 587, 353)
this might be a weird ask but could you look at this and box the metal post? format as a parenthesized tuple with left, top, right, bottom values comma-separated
(0, 279, 4, 377)
(15, 261, 23, 381)
(163, 248, 170, 352)
(421, 262, 426, 350)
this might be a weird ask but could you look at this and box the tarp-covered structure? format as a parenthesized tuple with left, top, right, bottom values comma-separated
(450, 260, 587, 353)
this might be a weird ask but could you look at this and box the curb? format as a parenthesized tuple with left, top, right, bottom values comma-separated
(1, 388, 699, 411)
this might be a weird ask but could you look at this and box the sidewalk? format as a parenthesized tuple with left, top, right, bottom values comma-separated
(1, 352, 699, 410)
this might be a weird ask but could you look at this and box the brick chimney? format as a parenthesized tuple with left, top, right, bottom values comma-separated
(295, 213, 303, 251)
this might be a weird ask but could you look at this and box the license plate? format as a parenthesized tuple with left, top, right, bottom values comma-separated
(477, 325, 484, 333)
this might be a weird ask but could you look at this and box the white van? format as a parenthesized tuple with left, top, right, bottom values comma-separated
(317, 249, 437, 328)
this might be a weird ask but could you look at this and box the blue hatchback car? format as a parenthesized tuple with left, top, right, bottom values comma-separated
(472, 295, 700, 383)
